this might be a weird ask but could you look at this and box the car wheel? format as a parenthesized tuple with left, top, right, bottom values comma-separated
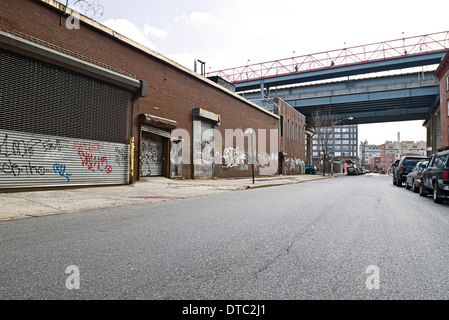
(393, 177, 397, 185)
(412, 181, 418, 193)
(419, 185, 428, 197)
(397, 179, 402, 187)
(433, 182, 444, 204)
(405, 182, 410, 190)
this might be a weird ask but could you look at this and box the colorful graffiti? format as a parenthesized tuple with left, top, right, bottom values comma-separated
(73, 141, 114, 174)
(0, 129, 129, 189)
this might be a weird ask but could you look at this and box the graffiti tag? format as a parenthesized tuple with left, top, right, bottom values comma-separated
(0, 160, 51, 177)
(77, 151, 112, 174)
(53, 163, 72, 182)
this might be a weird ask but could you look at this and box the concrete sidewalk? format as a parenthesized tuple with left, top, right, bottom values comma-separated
(0, 174, 334, 221)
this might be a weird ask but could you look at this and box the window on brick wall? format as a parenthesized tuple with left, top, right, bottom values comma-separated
(291, 122, 294, 141)
(280, 116, 284, 137)
(446, 76, 449, 91)
(447, 99, 449, 117)
(294, 124, 297, 142)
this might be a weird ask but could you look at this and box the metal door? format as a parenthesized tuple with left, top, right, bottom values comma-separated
(193, 120, 214, 179)
(140, 132, 163, 176)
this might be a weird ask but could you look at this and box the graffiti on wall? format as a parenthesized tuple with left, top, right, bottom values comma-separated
(0, 129, 129, 188)
(283, 157, 306, 175)
(0, 133, 61, 178)
(72, 141, 113, 174)
(257, 152, 278, 168)
(215, 147, 248, 171)
(140, 139, 162, 176)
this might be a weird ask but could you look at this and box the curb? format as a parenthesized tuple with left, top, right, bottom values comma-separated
(0, 175, 336, 222)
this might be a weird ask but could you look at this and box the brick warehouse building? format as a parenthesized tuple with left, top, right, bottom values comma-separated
(0, 0, 286, 191)
(251, 98, 307, 175)
(435, 50, 449, 151)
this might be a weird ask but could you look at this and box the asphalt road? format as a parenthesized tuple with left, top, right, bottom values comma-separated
(1, 174, 449, 300)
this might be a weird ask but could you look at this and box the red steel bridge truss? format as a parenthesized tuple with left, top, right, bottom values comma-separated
(206, 31, 449, 84)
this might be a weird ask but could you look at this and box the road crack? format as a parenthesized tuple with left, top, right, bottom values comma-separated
(253, 210, 330, 277)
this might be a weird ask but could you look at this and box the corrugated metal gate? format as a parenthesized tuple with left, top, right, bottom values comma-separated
(139, 125, 171, 177)
(193, 119, 214, 178)
(140, 132, 163, 177)
(0, 129, 129, 189)
(0, 49, 132, 189)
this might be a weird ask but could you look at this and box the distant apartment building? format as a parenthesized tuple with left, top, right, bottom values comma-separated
(380, 140, 427, 172)
(370, 156, 381, 172)
(312, 124, 359, 161)
(359, 140, 381, 169)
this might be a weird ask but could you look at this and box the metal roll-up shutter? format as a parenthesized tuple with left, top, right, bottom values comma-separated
(0, 129, 130, 190)
(141, 125, 171, 139)
(193, 120, 214, 179)
(0, 49, 134, 189)
(0, 48, 132, 144)
(140, 132, 163, 177)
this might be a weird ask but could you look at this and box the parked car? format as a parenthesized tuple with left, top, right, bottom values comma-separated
(347, 167, 358, 175)
(393, 156, 429, 187)
(305, 165, 317, 174)
(419, 150, 449, 203)
(405, 161, 428, 193)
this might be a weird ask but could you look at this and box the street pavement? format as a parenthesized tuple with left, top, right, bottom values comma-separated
(0, 174, 331, 221)
(1, 173, 449, 300)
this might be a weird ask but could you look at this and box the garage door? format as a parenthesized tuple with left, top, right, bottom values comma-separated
(140, 132, 163, 176)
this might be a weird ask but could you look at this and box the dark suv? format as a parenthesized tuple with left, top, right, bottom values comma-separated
(393, 156, 429, 187)
(419, 150, 449, 203)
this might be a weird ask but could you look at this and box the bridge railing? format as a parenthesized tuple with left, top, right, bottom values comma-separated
(206, 31, 449, 84)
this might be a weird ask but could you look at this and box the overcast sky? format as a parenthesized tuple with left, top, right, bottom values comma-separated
(87, 0, 448, 146)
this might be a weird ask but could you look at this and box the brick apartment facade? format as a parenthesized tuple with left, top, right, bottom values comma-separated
(380, 140, 426, 173)
(435, 50, 449, 151)
(370, 156, 381, 172)
(0, 0, 280, 190)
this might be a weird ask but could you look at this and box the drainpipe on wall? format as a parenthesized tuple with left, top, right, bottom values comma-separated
(129, 137, 135, 185)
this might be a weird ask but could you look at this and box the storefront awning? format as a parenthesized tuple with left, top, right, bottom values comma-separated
(193, 108, 221, 126)
(140, 114, 177, 130)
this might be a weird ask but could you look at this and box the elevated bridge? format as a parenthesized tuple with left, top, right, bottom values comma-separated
(242, 72, 440, 124)
(207, 31, 448, 124)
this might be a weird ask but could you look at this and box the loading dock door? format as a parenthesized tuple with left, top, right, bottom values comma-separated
(140, 132, 163, 176)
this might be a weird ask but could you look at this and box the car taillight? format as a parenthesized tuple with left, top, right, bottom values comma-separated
(417, 171, 422, 176)
(399, 166, 403, 173)
(443, 168, 449, 181)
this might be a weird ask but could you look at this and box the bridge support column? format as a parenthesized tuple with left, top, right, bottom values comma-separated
(305, 125, 315, 166)
(307, 134, 313, 165)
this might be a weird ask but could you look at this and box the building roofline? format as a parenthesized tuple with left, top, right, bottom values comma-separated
(35, 0, 278, 119)
(435, 50, 449, 79)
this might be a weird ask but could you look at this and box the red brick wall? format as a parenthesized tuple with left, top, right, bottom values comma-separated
(276, 98, 306, 174)
(0, 0, 279, 179)
(439, 67, 449, 148)
(436, 51, 449, 149)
